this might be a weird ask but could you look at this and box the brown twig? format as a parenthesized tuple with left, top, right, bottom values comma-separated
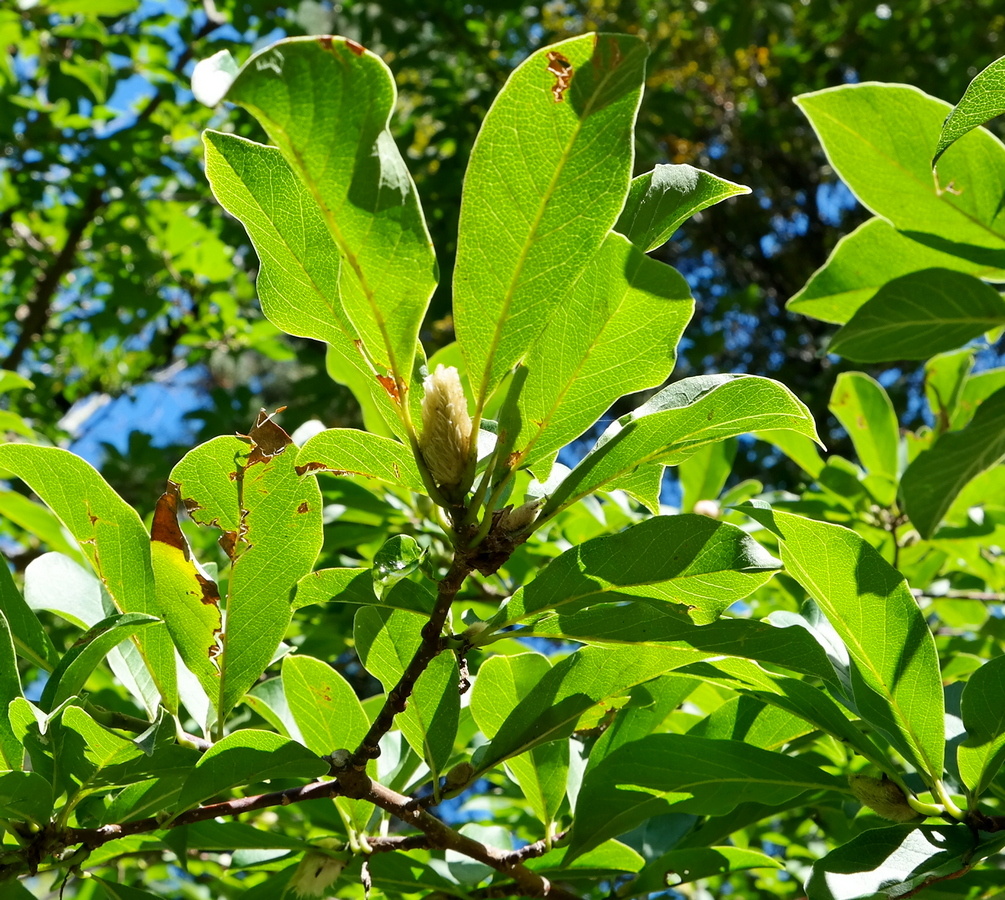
(501, 830, 569, 864)
(333, 765, 581, 900)
(912, 589, 1005, 604)
(350, 556, 473, 767)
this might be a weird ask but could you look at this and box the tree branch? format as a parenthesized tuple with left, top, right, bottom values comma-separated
(333, 765, 582, 900)
(349, 555, 472, 767)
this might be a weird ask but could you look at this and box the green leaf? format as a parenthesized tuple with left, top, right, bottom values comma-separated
(470, 653, 568, 825)
(688, 694, 813, 750)
(934, 55, 1005, 166)
(0, 445, 177, 712)
(0, 611, 22, 768)
(95, 878, 164, 900)
(828, 269, 1005, 363)
(175, 820, 310, 851)
(40, 612, 160, 712)
(0, 489, 84, 563)
(282, 655, 369, 755)
(296, 429, 426, 494)
(569, 733, 844, 860)
(512, 232, 693, 470)
(170, 413, 323, 723)
(366, 851, 466, 895)
(956, 365, 1005, 428)
(957, 655, 1005, 796)
(629, 845, 781, 894)
(354, 608, 458, 781)
(615, 163, 750, 252)
(524, 839, 645, 883)
(150, 484, 222, 706)
(806, 825, 1001, 900)
(0, 560, 56, 671)
(679, 438, 737, 512)
(741, 505, 946, 782)
(522, 604, 838, 683)
(223, 37, 436, 385)
(177, 729, 327, 811)
(372, 535, 425, 601)
(541, 375, 819, 516)
(0, 770, 53, 826)
(828, 372, 899, 494)
(471, 645, 702, 776)
(492, 514, 780, 628)
(453, 33, 648, 406)
(795, 84, 1005, 251)
(203, 131, 407, 437)
(294, 567, 434, 615)
(926, 348, 973, 431)
(901, 386, 1005, 538)
(789, 218, 1005, 325)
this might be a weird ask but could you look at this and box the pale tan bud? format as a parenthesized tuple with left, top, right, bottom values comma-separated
(497, 499, 541, 534)
(419, 365, 472, 489)
(693, 499, 721, 518)
(289, 842, 348, 898)
(848, 775, 921, 823)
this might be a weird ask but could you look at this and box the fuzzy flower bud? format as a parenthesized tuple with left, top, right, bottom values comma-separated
(419, 365, 472, 489)
(848, 775, 921, 823)
(289, 842, 349, 898)
(497, 499, 542, 534)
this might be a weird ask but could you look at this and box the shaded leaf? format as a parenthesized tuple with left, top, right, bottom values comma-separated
(957, 655, 1005, 796)
(629, 845, 781, 894)
(569, 733, 844, 860)
(0, 610, 23, 768)
(829, 269, 1005, 363)
(901, 386, 1005, 538)
(294, 567, 434, 615)
(0, 770, 51, 826)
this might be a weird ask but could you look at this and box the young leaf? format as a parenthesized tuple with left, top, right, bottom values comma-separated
(470, 653, 568, 826)
(282, 655, 369, 755)
(828, 269, 1005, 363)
(511, 232, 693, 470)
(934, 55, 1005, 166)
(957, 655, 1005, 796)
(540, 374, 820, 516)
(787, 218, 1005, 325)
(828, 372, 899, 491)
(39, 612, 160, 712)
(741, 505, 946, 783)
(492, 513, 780, 629)
(453, 33, 648, 406)
(901, 385, 1005, 538)
(221, 37, 437, 387)
(615, 163, 750, 252)
(371, 535, 425, 601)
(569, 733, 845, 860)
(296, 429, 426, 494)
(796, 84, 1005, 251)
(0, 445, 177, 712)
(176, 730, 328, 811)
(170, 413, 323, 724)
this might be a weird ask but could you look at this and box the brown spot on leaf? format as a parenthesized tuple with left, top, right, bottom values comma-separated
(195, 572, 221, 607)
(345, 38, 366, 56)
(506, 451, 521, 469)
(546, 51, 573, 102)
(376, 374, 400, 403)
(297, 501, 309, 514)
(319, 35, 332, 50)
(295, 461, 328, 476)
(391, 462, 400, 479)
(219, 530, 239, 559)
(88, 512, 98, 525)
(151, 482, 189, 557)
(246, 407, 292, 465)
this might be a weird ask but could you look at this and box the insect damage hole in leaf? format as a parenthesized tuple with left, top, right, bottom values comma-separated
(546, 51, 574, 102)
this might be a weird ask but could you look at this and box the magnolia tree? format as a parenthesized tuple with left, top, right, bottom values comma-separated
(1, 32, 1004, 900)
